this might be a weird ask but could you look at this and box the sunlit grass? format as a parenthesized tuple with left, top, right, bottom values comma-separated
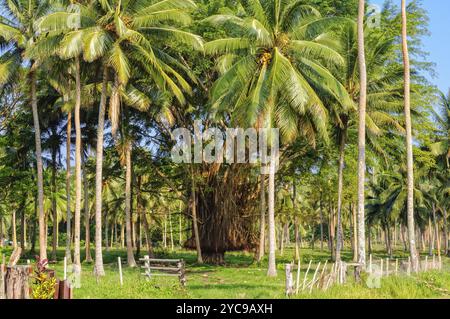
(1, 245, 449, 299)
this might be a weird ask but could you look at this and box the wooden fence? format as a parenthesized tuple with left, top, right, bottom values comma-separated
(285, 254, 443, 296)
(139, 256, 186, 286)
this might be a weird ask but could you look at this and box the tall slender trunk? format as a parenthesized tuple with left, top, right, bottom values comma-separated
(120, 223, 124, 248)
(443, 208, 449, 257)
(142, 210, 154, 257)
(83, 153, 92, 263)
(30, 67, 46, 260)
(319, 195, 324, 251)
(65, 111, 72, 263)
(267, 157, 277, 277)
(125, 142, 136, 267)
(352, 203, 358, 261)
(330, 205, 335, 261)
(93, 66, 108, 276)
(12, 210, 17, 248)
(356, 0, 367, 271)
(137, 176, 153, 257)
(191, 165, 203, 263)
(73, 57, 82, 273)
(169, 211, 174, 251)
(179, 202, 183, 246)
(428, 218, 433, 256)
(401, 0, 419, 272)
(293, 182, 299, 261)
(135, 186, 141, 257)
(163, 214, 167, 248)
(51, 147, 58, 261)
(335, 127, 347, 262)
(432, 203, 440, 257)
(258, 174, 266, 262)
(0, 216, 3, 248)
(104, 212, 109, 252)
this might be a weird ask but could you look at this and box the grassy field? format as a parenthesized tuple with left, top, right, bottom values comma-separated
(2, 246, 450, 299)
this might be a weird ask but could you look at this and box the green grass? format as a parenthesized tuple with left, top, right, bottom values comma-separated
(2, 245, 450, 299)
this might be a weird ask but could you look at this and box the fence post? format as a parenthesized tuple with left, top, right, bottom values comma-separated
(118, 257, 123, 286)
(285, 263, 294, 296)
(178, 259, 186, 287)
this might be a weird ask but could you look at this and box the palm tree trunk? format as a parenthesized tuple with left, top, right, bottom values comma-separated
(125, 142, 137, 267)
(169, 211, 174, 251)
(428, 218, 433, 256)
(51, 148, 58, 261)
(191, 165, 203, 264)
(293, 182, 299, 262)
(330, 206, 335, 261)
(93, 66, 108, 276)
(267, 157, 277, 277)
(0, 216, 3, 248)
(335, 127, 347, 262)
(356, 0, 367, 272)
(30, 67, 46, 260)
(136, 212, 141, 258)
(73, 57, 82, 274)
(401, 0, 419, 272)
(12, 210, 17, 248)
(65, 111, 72, 263)
(432, 203, 440, 257)
(83, 154, 92, 263)
(319, 195, 324, 251)
(257, 174, 266, 262)
(443, 208, 449, 257)
(179, 202, 183, 246)
(352, 203, 358, 261)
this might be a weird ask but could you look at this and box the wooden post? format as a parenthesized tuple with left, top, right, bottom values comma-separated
(5, 266, 31, 299)
(295, 259, 301, 294)
(143, 255, 151, 279)
(118, 257, 123, 286)
(369, 254, 372, 274)
(438, 255, 442, 270)
(63, 257, 67, 280)
(302, 260, 312, 291)
(178, 259, 186, 287)
(285, 263, 294, 296)
(425, 255, 428, 271)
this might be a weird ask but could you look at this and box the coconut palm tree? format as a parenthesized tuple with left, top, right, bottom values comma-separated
(401, 0, 419, 272)
(0, 0, 54, 260)
(205, 0, 352, 276)
(430, 90, 450, 169)
(330, 23, 405, 262)
(37, 0, 202, 271)
(356, 0, 367, 272)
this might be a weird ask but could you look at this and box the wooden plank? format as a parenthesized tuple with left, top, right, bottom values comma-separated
(148, 266, 180, 271)
(144, 258, 181, 263)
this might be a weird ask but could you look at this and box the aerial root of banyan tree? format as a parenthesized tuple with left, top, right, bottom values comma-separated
(185, 164, 259, 264)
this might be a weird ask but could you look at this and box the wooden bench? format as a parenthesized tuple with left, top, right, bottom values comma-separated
(139, 256, 186, 286)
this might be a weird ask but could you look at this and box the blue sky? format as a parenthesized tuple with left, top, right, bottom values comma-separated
(371, 0, 449, 93)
